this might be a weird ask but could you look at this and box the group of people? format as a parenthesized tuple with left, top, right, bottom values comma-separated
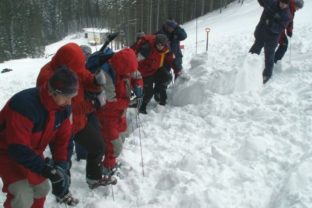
(0, 19, 187, 208)
(250, 0, 304, 84)
(1, 0, 302, 205)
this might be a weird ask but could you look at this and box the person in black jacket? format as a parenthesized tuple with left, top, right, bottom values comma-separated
(249, 0, 293, 84)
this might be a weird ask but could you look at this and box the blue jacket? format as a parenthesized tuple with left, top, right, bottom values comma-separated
(258, 0, 293, 35)
(156, 25, 187, 58)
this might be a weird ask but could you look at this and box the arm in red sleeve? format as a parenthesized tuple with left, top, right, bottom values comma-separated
(50, 117, 72, 162)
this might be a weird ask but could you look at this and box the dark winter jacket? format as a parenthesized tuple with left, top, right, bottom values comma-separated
(156, 25, 187, 58)
(0, 85, 72, 185)
(258, 0, 293, 35)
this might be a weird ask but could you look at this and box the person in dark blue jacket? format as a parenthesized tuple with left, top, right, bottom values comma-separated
(156, 19, 187, 79)
(249, 0, 293, 84)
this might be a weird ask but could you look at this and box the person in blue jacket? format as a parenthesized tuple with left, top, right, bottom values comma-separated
(156, 19, 187, 79)
(249, 0, 293, 84)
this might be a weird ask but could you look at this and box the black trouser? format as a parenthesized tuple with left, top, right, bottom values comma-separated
(274, 35, 288, 63)
(74, 114, 105, 180)
(249, 22, 279, 78)
(141, 75, 154, 109)
(154, 68, 172, 102)
(141, 68, 172, 108)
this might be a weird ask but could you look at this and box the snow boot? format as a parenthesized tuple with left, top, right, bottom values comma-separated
(87, 176, 117, 189)
(57, 192, 79, 206)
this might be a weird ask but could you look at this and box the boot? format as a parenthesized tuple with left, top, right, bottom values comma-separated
(139, 104, 147, 114)
(87, 176, 117, 189)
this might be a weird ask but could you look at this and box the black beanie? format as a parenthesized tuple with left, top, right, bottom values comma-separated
(155, 34, 169, 46)
(48, 65, 79, 97)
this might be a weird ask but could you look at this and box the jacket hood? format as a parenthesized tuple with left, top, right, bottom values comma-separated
(50, 43, 86, 76)
(109, 48, 138, 75)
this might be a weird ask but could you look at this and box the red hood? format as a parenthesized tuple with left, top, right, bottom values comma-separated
(50, 43, 86, 76)
(109, 48, 138, 75)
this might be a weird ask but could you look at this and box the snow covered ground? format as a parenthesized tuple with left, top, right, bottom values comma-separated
(1, 0, 312, 207)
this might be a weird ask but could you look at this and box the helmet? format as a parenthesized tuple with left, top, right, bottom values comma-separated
(294, 0, 304, 8)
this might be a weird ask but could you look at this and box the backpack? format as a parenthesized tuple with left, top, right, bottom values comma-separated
(86, 47, 114, 73)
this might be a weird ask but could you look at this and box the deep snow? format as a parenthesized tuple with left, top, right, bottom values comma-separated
(1, 0, 312, 207)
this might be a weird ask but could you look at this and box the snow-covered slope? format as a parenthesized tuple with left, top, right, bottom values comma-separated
(1, 0, 312, 207)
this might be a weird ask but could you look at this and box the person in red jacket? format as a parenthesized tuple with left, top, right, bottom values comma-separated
(274, 0, 304, 63)
(0, 67, 79, 207)
(93, 48, 142, 183)
(37, 43, 107, 189)
(131, 34, 177, 114)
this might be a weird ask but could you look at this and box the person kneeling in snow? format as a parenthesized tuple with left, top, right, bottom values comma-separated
(0, 67, 79, 207)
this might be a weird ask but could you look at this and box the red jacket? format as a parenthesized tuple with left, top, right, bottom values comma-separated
(97, 48, 141, 115)
(37, 43, 101, 134)
(0, 85, 72, 186)
(95, 48, 141, 168)
(132, 35, 176, 77)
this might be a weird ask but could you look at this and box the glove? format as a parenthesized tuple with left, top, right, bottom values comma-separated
(287, 31, 292, 38)
(92, 91, 106, 109)
(94, 70, 106, 86)
(42, 159, 70, 199)
(133, 85, 143, 98)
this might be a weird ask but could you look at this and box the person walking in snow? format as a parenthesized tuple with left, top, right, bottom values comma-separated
(156, 19, 187, 80)
(0, 67, 79, 207)
(37, 43, 108, 189)
(274, 0, 304, 63)
(131, 34, 178, 114)
(249, 0, 293, 84)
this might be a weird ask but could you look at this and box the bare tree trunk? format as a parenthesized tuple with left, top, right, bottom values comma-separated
(201, 0, 205, 16)
(156, 0, 160, 30)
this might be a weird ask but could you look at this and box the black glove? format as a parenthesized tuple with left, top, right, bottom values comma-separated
(42, 160, 70, 198)
(287, 31, 292, 38)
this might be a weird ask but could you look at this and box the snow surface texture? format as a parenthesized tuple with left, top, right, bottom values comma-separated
(1, 0, 312, 207)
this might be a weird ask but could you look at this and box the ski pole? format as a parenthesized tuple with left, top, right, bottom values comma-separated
(289, 38, 292, 64)
(136, 99, 145, 176)
(111, 185, 115, 201)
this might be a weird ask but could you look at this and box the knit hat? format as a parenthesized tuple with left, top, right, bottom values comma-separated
(155, 34, 169, 46)
(165, 19, 178, 29)
(294, 0, 304, 8)
(48, 65, 79, 97)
